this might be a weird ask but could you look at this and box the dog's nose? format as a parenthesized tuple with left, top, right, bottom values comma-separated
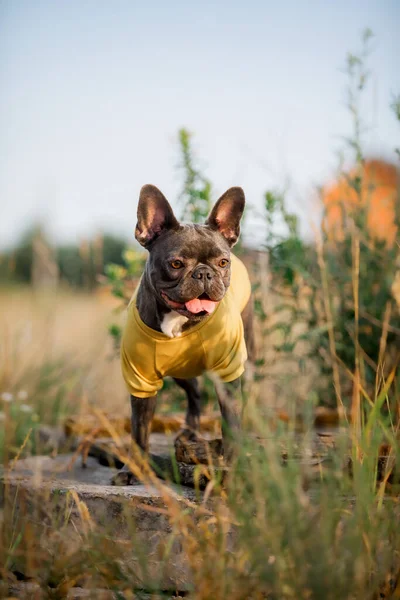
(192, 265, 214, 280)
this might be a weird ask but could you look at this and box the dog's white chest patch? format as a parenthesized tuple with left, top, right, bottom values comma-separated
(160, 311, 188, 338)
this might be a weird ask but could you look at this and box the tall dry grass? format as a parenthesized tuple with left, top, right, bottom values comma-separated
(0, 286, 129, 458)
(0, 259, 399, 598)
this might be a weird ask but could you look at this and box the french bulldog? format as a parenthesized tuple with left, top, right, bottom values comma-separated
(113, 184, 254, 485)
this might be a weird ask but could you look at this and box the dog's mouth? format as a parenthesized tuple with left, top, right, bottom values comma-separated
(161, 291, 219, 315)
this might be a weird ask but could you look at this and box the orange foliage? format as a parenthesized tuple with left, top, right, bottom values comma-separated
(322, 159, 399, 246)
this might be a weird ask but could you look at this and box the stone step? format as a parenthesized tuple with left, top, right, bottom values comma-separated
(1, 452, 198, 590)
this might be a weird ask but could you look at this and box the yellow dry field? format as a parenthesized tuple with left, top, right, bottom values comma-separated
(0, 285, 129, 418)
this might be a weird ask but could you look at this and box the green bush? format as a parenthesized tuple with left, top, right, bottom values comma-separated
(263, 30, 400, 408)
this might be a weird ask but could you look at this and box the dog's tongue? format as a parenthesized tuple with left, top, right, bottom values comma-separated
(185, 298, 218, 314)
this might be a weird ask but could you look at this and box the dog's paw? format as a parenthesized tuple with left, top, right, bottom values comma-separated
(111, 467, 137, 486)
(175, 427, 200, 443)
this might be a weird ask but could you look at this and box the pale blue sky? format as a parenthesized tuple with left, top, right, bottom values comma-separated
(0, 0, 399, 249)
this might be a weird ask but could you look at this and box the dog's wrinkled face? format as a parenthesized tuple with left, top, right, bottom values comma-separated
(135, 185, 245, 322)
(147, 225, 231, 320)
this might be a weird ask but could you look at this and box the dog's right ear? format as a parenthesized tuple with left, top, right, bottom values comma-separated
(135, 185, 179, 247)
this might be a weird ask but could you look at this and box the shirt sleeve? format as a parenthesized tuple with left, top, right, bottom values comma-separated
(202, 307, 248, 383)
(120, 314, 163, 398)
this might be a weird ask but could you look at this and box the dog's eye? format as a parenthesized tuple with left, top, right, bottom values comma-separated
(170, 260, 184, 269)
(219, 259, 229, 268)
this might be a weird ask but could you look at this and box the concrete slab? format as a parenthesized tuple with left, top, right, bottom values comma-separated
(1, 452, 201, 590)
(5, 581, 184, 599)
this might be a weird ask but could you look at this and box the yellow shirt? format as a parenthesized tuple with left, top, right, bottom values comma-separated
(121, 254, 251, 398)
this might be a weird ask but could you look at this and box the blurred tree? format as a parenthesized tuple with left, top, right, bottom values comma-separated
(102, 234, 127, 268)
(58, 233, 127, 289)
(12, 225, 40, 282)
(0, 227, 128, 289)
(57, 244, 84, 287)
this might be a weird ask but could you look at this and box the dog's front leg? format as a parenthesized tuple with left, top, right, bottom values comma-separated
(215, 377, 242, 464)
(130, 395, 157, 452)
(112, 394, 157, 485)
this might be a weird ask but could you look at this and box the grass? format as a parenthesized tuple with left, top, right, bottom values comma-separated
(1, 403, 399, 598)
(0, 285, 129, 462)
(0, 271, 399, 599)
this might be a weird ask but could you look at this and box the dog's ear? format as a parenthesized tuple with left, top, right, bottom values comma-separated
(135, 185, 179, 247)
(205, 187, 245, 247)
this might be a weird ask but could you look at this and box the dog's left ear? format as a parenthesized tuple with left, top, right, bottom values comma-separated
(206, 187, 245, 247)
